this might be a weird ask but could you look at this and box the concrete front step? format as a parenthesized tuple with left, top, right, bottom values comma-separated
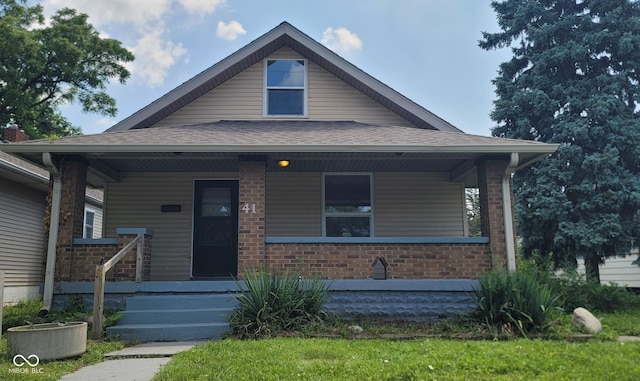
(125, 293, 238, 310)
(117, 307, 233, 325)
(107, 322, 231, 341)
(106, 293, 239, 341)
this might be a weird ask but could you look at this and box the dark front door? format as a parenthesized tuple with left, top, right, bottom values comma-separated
(193, 180, 239, 278)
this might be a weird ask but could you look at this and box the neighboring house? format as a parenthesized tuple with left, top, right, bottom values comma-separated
(1, 22, 559, 338)
(0, 127, 103, 305)
(577, 248, 640, 290)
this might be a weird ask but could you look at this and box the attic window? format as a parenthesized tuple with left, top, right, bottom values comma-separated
(265, 59, 306, 116)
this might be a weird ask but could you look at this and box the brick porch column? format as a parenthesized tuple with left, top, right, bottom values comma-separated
(238, 158, 266, 273)
(50, 156, 88, 281)
(477, 159, 515, 271)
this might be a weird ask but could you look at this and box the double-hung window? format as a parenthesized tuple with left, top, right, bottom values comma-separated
(265, 59, 306, 116)
(323, 174, 372, 237)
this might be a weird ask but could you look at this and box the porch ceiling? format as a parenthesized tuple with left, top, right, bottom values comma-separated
(0, 121, 559, 187)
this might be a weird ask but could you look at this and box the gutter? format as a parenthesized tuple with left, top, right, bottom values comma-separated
(41, 153, 61, 314)
(503, 153, 519, 272)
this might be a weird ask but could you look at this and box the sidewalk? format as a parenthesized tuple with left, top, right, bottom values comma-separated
(59, 341, 205, 381)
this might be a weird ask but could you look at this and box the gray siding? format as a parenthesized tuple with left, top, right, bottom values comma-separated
(266, 172, 465, 237)
(93, 207, 104, 238)
(0, 180, 45, 287)
(266, 172, 322, 236)
(152, 48, 414, 128)
(375, 173, 466, 236)
(577, 251, 640, 288)
(104, 172, 237, 280)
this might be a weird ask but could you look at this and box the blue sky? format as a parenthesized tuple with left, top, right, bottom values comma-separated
(36, 0, 511, 136)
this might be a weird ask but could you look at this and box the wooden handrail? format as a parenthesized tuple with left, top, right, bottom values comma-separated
(92, 234, 144, 339)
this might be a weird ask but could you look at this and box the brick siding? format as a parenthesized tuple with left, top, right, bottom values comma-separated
(66, 234, 152, 282)
(265, 243, 491, 279)
(238, 160, 266, 271)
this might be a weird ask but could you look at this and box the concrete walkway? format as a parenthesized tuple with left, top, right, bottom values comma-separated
(59, 341, 205, 381)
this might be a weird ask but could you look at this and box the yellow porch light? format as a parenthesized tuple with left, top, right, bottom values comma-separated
(277, 160, 290, 168)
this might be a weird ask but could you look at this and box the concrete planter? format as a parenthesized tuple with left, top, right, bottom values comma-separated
(7, 322, 87, 360)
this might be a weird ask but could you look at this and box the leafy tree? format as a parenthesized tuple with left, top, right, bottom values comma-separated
(480, 0, 640, 281)
(0, 0, 134, 138)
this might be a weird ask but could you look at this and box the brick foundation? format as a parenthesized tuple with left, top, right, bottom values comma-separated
(265, 243, 491, 279)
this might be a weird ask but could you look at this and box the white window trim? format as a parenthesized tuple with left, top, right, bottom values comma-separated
(83, 206, 96, 239)
(263, 58, 308, 117)
(322, 173, 374, 237)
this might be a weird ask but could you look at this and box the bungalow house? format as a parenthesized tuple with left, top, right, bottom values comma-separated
(1, 126, 103, 305)
(0, 22, 558, 339)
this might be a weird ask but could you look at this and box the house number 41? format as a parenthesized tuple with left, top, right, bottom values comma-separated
(242, 203, 257, 214)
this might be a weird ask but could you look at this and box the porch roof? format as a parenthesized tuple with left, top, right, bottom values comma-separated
(1, 120, 558, 187)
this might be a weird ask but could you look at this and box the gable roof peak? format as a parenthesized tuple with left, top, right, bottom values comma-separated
(106, 21, 461, 134)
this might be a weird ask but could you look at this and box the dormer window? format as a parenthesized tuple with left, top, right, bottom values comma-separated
(265, 59, 306, 116)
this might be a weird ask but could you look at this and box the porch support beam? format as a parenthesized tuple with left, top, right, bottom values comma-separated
(502, 153, 519, 272)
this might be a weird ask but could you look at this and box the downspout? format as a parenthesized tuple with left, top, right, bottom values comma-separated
(503, 152, 519, 272)
(41, 152, 61, 314)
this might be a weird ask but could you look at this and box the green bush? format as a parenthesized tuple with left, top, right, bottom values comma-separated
(1, 299, 43, 332)
(520, 256, 640, 313)
(229, 267, 329, 339)
(471, 270, 562, 336)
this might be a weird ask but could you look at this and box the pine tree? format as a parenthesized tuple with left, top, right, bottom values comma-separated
(480, 0, 640, 280)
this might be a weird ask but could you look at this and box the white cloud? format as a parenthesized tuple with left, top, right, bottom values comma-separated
(321, 27, 362, 55)
(129, 29, 187, 88)
(216, 20, 246, 41)
(40, 0, 222, 88)
(178, 0, 225, 14)
(41, 0, 170, 27)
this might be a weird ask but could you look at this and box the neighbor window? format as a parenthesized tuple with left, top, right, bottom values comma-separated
(323, 174, 372, 237)
(265, 59, 306, 116)
(83, 208, 96, 239)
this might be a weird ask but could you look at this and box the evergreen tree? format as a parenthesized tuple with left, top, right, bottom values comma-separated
(0, 0, 134, 138)
(480, 0, 640, 280)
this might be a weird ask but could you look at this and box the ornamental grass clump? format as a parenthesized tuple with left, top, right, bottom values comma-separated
(471, 270, 562, 337)
(229, 267, 329, 339)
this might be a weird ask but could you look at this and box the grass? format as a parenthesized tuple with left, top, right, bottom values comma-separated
(153, 308, 640, 381)
(153, 337, 640, 381)
(0, 336, 123, 381)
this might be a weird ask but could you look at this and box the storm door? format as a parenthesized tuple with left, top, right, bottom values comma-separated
(192, 180, 239, 278)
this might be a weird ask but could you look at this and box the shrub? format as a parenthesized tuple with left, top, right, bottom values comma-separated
(520, 256, 640, 313)
(471, 270, 562, 337)
(1, 299, 43, 332)
(229, 267, 329, 339)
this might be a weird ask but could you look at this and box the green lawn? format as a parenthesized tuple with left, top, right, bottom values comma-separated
(153, 337, 640, 381)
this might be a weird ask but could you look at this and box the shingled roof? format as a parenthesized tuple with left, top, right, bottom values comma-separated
(13, 120, 553, 153)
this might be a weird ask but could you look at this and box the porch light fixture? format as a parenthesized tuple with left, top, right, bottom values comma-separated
(277, 160, 290, 168)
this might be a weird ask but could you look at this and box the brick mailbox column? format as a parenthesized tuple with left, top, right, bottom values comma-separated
(238, 159, 266, 273)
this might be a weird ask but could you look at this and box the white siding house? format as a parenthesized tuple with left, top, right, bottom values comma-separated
(1, 129, 104, 304)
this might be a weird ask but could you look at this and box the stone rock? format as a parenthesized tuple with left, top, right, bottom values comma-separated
(348, 325, 363, 334)
(572, 307, 602, 334)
